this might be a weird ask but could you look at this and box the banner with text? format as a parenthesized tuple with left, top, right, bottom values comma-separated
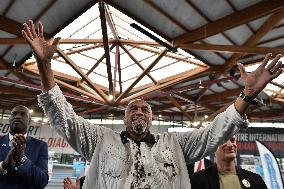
(236, 127, 284, 158)
(256, 140, 283, 189)
(0, 120, 76, 154)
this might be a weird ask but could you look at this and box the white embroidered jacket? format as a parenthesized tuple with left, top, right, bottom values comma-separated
(38, 85, 248, 189)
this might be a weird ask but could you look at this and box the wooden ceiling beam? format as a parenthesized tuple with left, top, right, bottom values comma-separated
(120, 66, 209, 104)
(174, 0, 284, 44)
(0, 16, 25, 36)
(24, 57, 105, 103)
(224, 11, 284, 70)
(129, 44, 207, 67)
(264, 89, 284, 97)
(120, 44, 157, 84)
(24, 44, 104, 67)
(105, 4, 119, 40)
(178, 43, 284, 55)
(99, 1, 113, 97)
(0, 38, 160, 46)
(200, 87, 244, 103)
(247, 109, 284, 118)
(56, 47, 109, 103)
(273, 98, 284, 103)
(115, 48, 168, 104)
(0, 84, 38, 97)
(164, 93, 194, 121)
(0, 59, 34, 83)
(271, 81, 284, 89)
(152, 101, 187, 112)
(0, 16, 51, 37)
(175, 93, 217, 111)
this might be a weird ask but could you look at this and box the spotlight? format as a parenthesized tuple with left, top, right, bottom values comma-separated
(108, 94, 113, 100)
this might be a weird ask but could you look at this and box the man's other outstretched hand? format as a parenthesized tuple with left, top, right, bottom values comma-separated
(238, 53, 283, 98)
(22, 20, 60, 63)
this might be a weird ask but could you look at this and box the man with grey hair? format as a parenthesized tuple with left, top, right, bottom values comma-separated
(22, 20, 283, 189)
(190, 136, 267, 189)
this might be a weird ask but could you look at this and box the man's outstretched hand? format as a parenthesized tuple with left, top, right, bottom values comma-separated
(234, 53, 283, 115)
(22, 20, 58, 92)
(22, 20, 60, 63)
(238, 53, 283, 98)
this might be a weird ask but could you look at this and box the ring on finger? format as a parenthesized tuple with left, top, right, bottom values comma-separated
(268, 70, 274, 75)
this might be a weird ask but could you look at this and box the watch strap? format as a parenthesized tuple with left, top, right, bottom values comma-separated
(239, 91, 258, 105)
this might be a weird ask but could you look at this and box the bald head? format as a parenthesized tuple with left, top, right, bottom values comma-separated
(125, 99, 151, 112)
(124, 99, 152, 139)
(9, 105, 31, 135)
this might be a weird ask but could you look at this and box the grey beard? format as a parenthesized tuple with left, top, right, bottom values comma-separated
(131, 119, 147, 134)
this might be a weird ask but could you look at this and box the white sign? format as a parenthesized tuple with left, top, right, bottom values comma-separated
(0, 120, 76, 154)
(256, 140, 283, 189)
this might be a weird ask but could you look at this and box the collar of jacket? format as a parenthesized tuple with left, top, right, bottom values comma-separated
(213, 163, 252, 189)
(120, 130, 156, 145)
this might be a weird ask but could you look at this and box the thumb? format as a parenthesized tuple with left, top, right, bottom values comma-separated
(52, 37, 61, 46)
(76, 177, 80, 189)
(237, 63, 247, 79)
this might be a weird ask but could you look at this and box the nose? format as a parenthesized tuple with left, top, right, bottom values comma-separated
(226, 140, 233, 147)
(135, 108, 144, 116)
(14, 113, 22, 119)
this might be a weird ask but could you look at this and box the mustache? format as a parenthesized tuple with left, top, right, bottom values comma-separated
(11, 119, 24, 125)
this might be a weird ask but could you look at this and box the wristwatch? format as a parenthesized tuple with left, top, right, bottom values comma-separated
(239, 91, 258, 105)
(0, 161, 8, 175)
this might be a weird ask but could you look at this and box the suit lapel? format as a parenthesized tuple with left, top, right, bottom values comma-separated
(237, 168, 251, 189)
(24, 136, 33, 159)
(209, 164, 221, 189)
(0, 135, 11, 160)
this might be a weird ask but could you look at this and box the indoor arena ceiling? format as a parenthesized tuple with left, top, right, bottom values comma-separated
(0, 0, 283, 126)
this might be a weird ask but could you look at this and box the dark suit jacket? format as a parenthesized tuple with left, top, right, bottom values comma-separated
(190, 164, 268, 189)
(0, 135, 49, 189)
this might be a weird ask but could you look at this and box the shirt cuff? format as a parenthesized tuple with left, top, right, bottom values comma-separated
(37, 85, 63, 107)
(228, 104, 249, 129)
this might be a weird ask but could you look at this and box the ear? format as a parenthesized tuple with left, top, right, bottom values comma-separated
(28, 115, 32, 124)
(8, 115, 12, 124)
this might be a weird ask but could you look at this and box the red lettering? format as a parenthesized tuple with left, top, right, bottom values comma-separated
(61, 139, 69, 148)
(55, 138, 62, 147)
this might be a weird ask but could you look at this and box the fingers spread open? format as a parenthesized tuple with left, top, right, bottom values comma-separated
(270, 61, 283, 74)
(272, 69, 283, 79)
(23, 23, 33, 40)
(266, 54, 282, 70)
(22, 30, 32, 44)
(38, 21, 44, 38)
(52, 37, 61, 46)
(237, 63, 247, 79)
(28, 20, 38, 39)
(259, 53, 272, 68)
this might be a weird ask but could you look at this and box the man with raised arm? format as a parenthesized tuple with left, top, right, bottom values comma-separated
(22, 20, 283, 189)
